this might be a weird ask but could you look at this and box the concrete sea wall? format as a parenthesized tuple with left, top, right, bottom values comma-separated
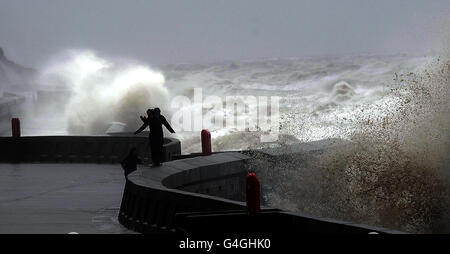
(119, 147, 404, 234)
(119, 152, 249, 233)
(0, 136, 181, 163)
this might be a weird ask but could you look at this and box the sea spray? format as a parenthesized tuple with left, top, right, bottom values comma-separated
(253, 56, 449, 233)
(38, 50, 170, 135)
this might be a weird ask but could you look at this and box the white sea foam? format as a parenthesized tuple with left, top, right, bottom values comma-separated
(38, 50, 170, 135)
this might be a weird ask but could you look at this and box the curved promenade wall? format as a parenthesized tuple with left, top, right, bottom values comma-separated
(119, 152, 249, 233)
(119, 142, 404, 234)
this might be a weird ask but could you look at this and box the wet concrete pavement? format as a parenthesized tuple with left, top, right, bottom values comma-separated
(0, 163, 135, 234)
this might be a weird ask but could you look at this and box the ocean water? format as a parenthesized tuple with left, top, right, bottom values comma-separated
(27, 52, 434, 150)
(6, 51, 449, 233)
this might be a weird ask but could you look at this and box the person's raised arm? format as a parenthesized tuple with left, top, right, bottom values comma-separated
(140, 115, 153, 124)
(134, 121, 148, 135)
(161, 116, 176, 133)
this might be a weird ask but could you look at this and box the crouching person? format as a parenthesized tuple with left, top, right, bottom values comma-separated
(121, 147, 142, 179)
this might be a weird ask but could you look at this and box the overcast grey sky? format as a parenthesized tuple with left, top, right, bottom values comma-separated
(0, 0, 448, 67)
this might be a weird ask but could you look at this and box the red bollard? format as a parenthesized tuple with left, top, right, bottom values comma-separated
(11, 118, 21, 138)
(201, 129, 211, 156)
(246, 173, 261, 215)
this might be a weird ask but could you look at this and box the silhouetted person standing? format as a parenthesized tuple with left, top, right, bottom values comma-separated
(134, 108, 175, 166)
(121, 147, 142, 179)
